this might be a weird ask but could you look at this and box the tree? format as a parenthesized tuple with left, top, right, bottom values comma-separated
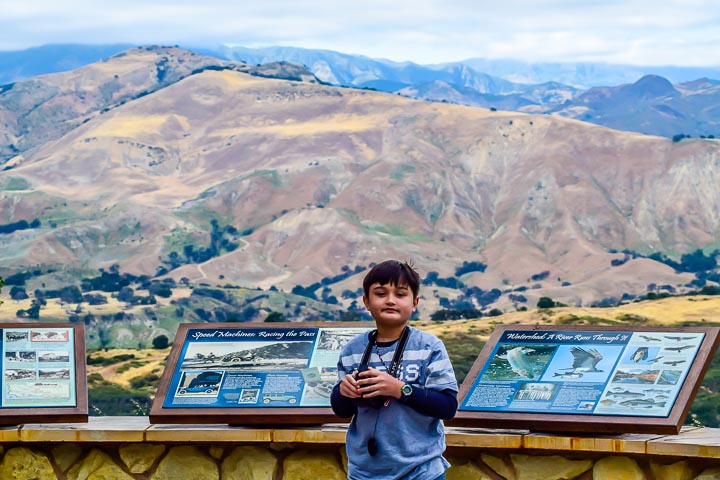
(152, 335, 169, 349)
(60, 285, 83, 304)
(265, 311, 287, 322)
(117, 286, 135, 303)
(537, 296, 556, 309)
(0, 276, 3, 307)
(9, 286, 28, 300)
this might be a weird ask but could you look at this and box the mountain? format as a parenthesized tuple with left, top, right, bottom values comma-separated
(0, 45, 318, 164)
(459, 57, 720, 89)
(203, 45, 520, 94)
(0, 44, 133, 85)
(1, 46, 718, 319)
(551, 75, 720, 137)
(3, 44, 720, 138)
(193, 46, 720, 137)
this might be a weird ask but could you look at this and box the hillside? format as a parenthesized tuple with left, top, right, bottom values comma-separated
(0, 46, 719, 326)
(86, 296, 720, 425)
(0, 45, 318, 163)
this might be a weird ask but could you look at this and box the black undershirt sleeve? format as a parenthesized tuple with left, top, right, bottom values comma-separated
(400, 386, 458, 420)
(331, 379, 458, 420)
(330, 382, 358, 418)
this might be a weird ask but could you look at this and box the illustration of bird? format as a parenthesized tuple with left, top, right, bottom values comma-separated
(630, 347, 649, 363)
(553, 371, 583, 379)
(663, 360, 686, 367)
(565, 347, 604, 373)
(664, 336, 695, 342)
(639, 335, 661, 342)
(498, 347, 536, 379)
(647, 356, 664, 363)
(665, 345, 694, 352)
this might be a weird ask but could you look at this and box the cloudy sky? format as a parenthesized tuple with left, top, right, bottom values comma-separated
(3, 0, 719, 66)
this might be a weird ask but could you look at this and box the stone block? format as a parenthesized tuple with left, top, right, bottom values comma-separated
(339, 447, 348, 475)
(52, 444, 84, 473)
(696, 467, 720, 480)
(649, 460, 694, 480)
(119, 443, 166, 474)
(593, 456, 645, 480)
(481, 453, 515, 480)
(446, 459, 492, 480)
(510, 454, 592, 480)
(282, 450, 344, 480)
(0, 446, 57, 480)
(67, 448, 134, 480)
(151, 445, 219, 480)
(222, 445, 278, 480)
(209, 446, 225, 460)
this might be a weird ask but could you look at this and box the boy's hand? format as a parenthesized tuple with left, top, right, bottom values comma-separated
(339, 373, 362, 399)
(356, 367, 403, 399)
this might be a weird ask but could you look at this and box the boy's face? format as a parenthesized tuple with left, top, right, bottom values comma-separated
(363, 281, 418, 327)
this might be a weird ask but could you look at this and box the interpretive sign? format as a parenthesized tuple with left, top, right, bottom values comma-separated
(449, 324, 719, 434)
(0, 323, 87, 424)
(150, 322, 373, 424)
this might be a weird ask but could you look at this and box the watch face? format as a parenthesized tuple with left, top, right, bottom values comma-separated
(401, 384, 413, 396)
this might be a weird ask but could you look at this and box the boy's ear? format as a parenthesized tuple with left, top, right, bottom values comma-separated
(413, 296, 419, 309)
(362, 295, 369, 310)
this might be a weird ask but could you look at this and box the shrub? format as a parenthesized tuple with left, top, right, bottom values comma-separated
(152, 335, 169, 349)
(9, 286, 28, 300)
(265, 311, 287, 322)
(537, 297, 555, 309)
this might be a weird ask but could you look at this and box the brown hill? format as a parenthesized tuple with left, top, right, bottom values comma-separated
(0, 45, 318, 163)
(1, 47, 719, 315)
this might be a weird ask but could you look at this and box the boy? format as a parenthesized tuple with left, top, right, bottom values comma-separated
(331, 260, 458, 480)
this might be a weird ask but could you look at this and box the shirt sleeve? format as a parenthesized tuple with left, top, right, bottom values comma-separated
(425, 338, 459, 393)
(400, 386, 457, 420)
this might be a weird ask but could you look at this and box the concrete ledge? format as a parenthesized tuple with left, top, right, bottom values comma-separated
(0, 417, 717, 459)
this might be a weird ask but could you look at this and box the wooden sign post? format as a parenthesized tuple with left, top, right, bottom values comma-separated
(449, 325, 719, 434)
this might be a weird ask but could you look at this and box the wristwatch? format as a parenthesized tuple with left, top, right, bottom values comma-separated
(400, 383, 413, 399)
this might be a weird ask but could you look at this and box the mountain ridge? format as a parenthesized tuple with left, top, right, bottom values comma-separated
(1, 46, 718, 318)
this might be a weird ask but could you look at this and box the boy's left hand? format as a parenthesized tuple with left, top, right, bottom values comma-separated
(356, 367, 403, 399)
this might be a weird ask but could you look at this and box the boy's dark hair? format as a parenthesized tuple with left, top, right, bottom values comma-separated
(362, 260, 420, 299)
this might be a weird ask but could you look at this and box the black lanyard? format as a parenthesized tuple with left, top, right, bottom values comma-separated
(359, 326, 410, 378)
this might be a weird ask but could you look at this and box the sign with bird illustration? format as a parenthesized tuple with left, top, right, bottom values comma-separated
(450, 325, 719, 435)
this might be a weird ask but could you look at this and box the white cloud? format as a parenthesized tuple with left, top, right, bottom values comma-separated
(1, 0, 719, 66)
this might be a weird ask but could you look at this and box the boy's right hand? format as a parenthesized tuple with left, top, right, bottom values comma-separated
(339, 373, 362, 398)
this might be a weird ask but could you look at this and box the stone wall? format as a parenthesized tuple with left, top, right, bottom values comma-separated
(1, 418, 719, 479)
